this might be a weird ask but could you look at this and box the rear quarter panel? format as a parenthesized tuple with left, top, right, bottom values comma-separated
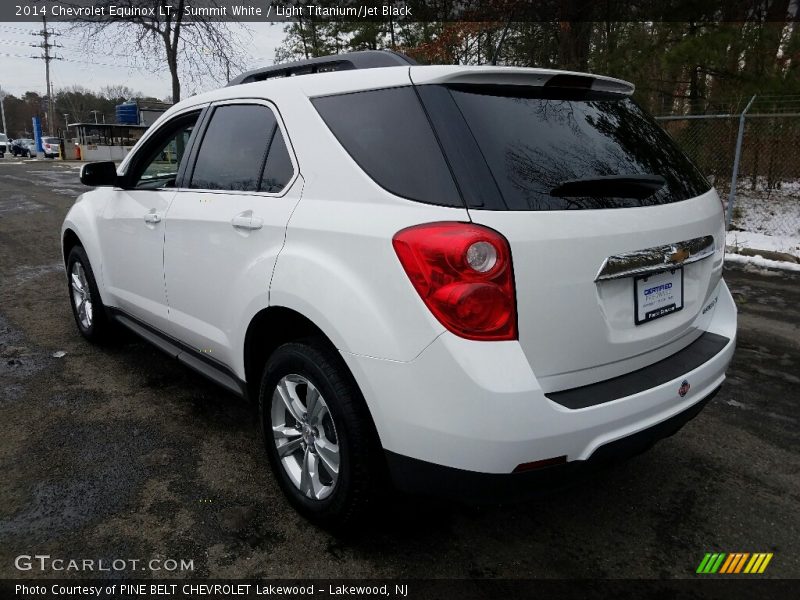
(269, 86, 470, 361)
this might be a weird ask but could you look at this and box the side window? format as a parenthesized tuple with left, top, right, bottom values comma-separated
(190, 104, 282, 192)
(130, 111, 200, 190)
(260, 130, 294, 193)
(312, 87, 462, 207)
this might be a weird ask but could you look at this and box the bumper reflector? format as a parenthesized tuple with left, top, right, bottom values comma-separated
(512, 455, 568, 473)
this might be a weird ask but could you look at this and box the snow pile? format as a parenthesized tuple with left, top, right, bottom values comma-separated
(725, 252, 800, 273)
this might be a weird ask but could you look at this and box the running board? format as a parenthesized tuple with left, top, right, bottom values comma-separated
(112, 312, 246, 398)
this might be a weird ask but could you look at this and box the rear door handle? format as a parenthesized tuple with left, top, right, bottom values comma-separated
(231, 211, 263, 231)
(143, 211, 162, 224)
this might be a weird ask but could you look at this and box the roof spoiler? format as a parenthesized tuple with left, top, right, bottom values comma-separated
(409, 66, 635, 96)
(228, 50, 417, 86)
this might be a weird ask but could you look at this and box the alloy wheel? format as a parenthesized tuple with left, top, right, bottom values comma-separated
(70, 261, 93, 330)
(271, 374, 340, 500)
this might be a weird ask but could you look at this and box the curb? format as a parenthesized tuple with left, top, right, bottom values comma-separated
(725, 246, 800, 264)
(725, 250, 800, 273)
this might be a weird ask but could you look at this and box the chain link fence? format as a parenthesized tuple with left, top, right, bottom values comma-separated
(655, 98, 800, 252)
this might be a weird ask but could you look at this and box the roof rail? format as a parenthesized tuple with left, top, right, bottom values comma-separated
(228, 50, 417, 86)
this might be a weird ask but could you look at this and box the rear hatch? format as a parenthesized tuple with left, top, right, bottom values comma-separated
(411, 68, 725, 391)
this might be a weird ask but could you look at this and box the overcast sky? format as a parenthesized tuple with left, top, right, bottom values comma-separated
(0, 21, 286, 99)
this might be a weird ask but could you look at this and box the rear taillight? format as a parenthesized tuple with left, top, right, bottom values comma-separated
(392, 222, 517, 341)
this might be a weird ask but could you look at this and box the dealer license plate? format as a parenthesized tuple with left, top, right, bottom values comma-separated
(634, 268, 683, 325)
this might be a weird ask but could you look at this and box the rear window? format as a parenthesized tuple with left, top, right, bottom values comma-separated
(449, 87, 711, 210)
(43, 137, 59, 144)
(312, 87, 462, 207)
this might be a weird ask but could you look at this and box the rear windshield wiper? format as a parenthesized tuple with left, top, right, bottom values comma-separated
(550, 175, 666, 200)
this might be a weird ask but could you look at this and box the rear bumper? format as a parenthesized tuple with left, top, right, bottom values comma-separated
(386, 385, 719, 502)
(341, 278, 736, 479)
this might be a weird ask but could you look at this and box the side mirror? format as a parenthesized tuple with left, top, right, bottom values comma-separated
(80, 161, 118, 187)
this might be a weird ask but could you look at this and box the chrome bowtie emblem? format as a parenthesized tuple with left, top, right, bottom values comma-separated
(667, 246, 690, 264)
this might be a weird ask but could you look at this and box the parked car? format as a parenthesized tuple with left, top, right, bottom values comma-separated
(0, 132, 7, 157)
(62, 51, 736, 525)
(10, 138, 37, 158)
(42, 136, 60, 158)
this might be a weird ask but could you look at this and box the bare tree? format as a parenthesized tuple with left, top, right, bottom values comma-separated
(99, 85, 142, 102)
(66, 0, 249, 102)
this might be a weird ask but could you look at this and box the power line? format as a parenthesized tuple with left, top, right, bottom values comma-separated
(0, 51, 37, 60)
(0, 25, 37, 34)
(0, 39, 38, 47)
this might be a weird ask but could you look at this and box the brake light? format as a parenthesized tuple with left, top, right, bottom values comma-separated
(392, 222, 517, 341)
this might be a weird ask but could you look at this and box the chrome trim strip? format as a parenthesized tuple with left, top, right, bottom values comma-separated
(595, 235, 715, 282)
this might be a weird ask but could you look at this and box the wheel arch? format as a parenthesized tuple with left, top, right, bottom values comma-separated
(244, 306, 336, 400)
(244, 304, 387, 454)
(62, 228, 82, 264)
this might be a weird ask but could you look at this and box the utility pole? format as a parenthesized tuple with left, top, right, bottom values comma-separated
(90, 110, 100, 124)
(33, 15, 61, 135)
(0, 87, 7, 135)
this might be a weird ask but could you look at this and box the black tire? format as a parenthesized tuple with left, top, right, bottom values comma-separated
(66, 245, 112, 343)
(259, 340, 382, 527)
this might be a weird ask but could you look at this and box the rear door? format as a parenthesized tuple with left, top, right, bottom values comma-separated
(419, 81, 725, 391)
(163, 100, 301, 369)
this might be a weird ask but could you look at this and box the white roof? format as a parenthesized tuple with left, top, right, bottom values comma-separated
(167, 64, 634, 115)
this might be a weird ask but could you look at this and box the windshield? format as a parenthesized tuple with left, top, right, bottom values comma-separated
(449, 87, 711, 210)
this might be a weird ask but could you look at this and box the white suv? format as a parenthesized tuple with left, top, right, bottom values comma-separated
(62, 51, 736, 524)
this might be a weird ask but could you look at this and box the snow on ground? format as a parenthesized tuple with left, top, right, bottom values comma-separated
(725, 252, 800, 273)
(729, 178, 800, 237)
(726, 230, 800, 258)
(725, 178, 800, 267)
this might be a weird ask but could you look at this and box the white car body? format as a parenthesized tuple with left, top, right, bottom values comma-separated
(42, 137, 60, 158)
(62, 57, 736, 502)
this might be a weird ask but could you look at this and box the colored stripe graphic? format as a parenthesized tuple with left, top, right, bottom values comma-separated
(698, 553, 727, 573)
(697, 553, 713, 573)
(744, 553, 774, 574)
(700, 552, 773, 574)
(722, 553, 741, 573)
(719, 554, 736, 574)
(759, 553, 774, 573)
(734, 553, 750, 573)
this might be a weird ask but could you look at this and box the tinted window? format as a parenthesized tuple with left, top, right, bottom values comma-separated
(260, 130, 294, 193)
(312, 87, 462, 207)
(449, 88, 711, 210)
(191, 104, 276, 192)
